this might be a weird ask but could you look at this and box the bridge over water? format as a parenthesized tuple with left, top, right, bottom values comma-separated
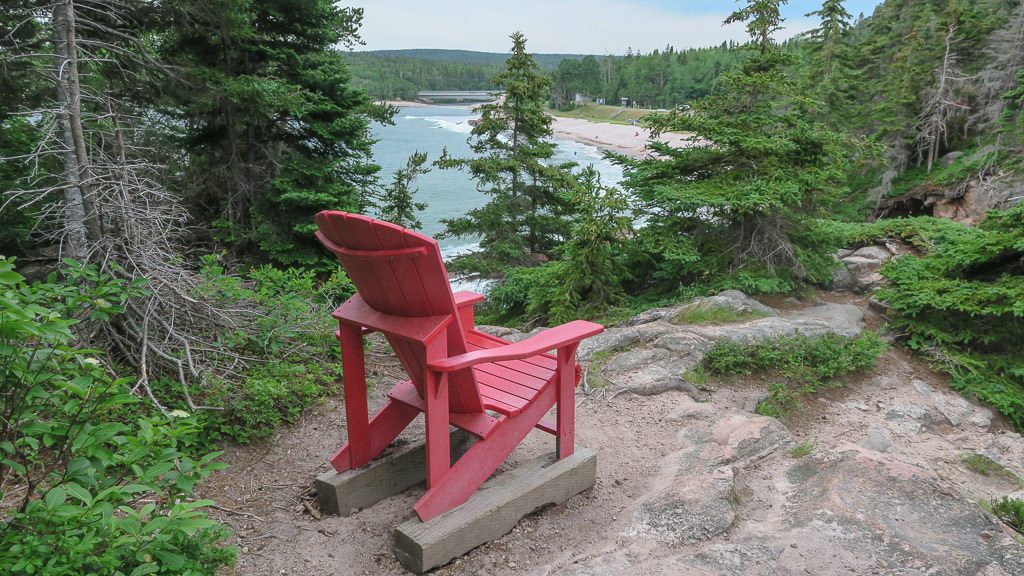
(417, 90, 501, 103)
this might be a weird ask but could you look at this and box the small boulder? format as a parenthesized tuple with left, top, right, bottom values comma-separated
(863, 424, 893, 453)
(670, 291, 776, 326)
(630, 466, 738, 545)
(885, 402, 934, 435)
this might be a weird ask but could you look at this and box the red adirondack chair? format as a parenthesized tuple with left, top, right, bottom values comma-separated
(314, 211, 603, 522)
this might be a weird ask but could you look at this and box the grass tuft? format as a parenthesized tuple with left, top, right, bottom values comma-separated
(702, 331, 887, 417)
(789, 441, 814, 458)
(963, 453, 1024, 486)
(989, 498, 1024, 534)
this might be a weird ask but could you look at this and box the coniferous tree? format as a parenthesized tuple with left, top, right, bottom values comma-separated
(378, 151, 429, 230)
(619, 0, 858, 289)
(160, 1, 393, 266)
(806, 0, 853, 80)
(437, 32, 574, 272)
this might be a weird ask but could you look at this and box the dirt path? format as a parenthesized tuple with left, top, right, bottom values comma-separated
(199, 293, 1023, 575)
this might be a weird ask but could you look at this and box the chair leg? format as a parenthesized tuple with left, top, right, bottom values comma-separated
(424, 346, 451, 489)
(556, 344, 579, 460)
(413, 381, 557, 522)
(338, 322, 375, 468)
(329, 398, 419, 472)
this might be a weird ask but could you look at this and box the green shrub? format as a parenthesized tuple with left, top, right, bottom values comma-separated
(198, 363, 337, 444)
(702, 331, 887, 416)
(989, 497, 1024, 534)
(0, 257, 234, 575)
(155, 255, 350, 444)
(873, 205, 1024, 429)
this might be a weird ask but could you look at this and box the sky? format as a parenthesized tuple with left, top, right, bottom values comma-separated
(346, 1, 885, 55)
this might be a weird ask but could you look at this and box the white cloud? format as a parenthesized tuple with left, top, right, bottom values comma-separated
(346, 0, 817, 54)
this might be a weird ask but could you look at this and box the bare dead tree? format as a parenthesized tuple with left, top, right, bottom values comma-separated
(1, 0, 316, 412)
(914, 23, 970, 174)
(870, 138, 910, 220)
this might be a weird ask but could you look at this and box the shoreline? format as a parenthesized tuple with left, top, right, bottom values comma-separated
(549, 115, 692, 159)
(382, 101, 689, 158)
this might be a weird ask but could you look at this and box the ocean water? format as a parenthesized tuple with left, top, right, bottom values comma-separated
(369, 105, 624, 260)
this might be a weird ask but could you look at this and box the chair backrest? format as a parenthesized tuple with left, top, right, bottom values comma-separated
(314, 210, 483, 414)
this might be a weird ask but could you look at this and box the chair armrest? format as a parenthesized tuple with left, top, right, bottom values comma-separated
(453, 291, 485, 308)
(427, 320, 604, 372)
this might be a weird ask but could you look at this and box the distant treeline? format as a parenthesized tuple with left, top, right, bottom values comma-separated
(346, 43, 748, 106)
(549, 43, 748, 109)
(345, 53, 501, 100)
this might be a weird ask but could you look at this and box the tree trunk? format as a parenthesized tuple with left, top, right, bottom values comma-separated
(52, 1, 92, 259)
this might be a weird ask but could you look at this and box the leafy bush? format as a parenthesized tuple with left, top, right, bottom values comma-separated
(161, 255, 351, 444)
(198, 363, 337, 444)
(0, 257, 234, 575)
(873, 204, 1024, 429)
(702, 331, 887, 416)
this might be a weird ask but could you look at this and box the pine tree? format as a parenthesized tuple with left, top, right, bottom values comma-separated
(618, 0, 858, 290)
(806, 0, 853, 80)
(378, 151, 429, 230)
(436, 32, 573, 273)
(160, 1, 393, 267)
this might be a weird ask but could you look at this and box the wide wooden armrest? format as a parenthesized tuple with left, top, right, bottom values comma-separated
(333, 294, 452, 342)
(427, 320, 604, 372)
(453, 291, 485, 308)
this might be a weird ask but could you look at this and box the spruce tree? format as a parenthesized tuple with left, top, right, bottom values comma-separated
(619, 0, 858, 290)
(160, 1, 393, 267)
(805, 0, 853, 80)
(436, 32, 574, 273)
(378, 151, 429, 230)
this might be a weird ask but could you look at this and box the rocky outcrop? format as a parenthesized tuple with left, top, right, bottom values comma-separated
(545, 388, 1024, 576)
(832, 243, 897, 293)
(575, 291, 863, 396)
(531, 292, 1023, 576)
(879, 153, 1024, 226)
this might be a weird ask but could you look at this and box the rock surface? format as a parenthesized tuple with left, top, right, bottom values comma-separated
(832, 243, 896, 293)
(200, 290, 1024, 576)
(575, 291, 864, 396)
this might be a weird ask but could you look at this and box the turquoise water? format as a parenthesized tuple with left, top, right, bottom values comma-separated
(370, 106, 623, 259)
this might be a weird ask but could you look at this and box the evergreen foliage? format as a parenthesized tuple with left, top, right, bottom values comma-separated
(159, 1, 393, 267)
(376, 152, 430, 230)
(436, 32, 575, 272)
(876, 203, 1024, 428)
(485, 168, 633, 324)
(615, 0, 861, 293)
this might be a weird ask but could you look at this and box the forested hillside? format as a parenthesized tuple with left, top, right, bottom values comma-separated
(347, 43, 747, 106)
(481, 0, 1024, 432)
(823, 0, 1024, 217)
(346, 52, 504, 100)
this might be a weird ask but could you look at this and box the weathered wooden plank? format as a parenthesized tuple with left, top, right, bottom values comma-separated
(316, 431, 473, 517)
(392, 447, 597, 574)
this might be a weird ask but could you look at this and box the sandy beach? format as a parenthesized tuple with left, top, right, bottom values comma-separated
(550, 115, 692, 158)
(381, 101, 690, 157)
